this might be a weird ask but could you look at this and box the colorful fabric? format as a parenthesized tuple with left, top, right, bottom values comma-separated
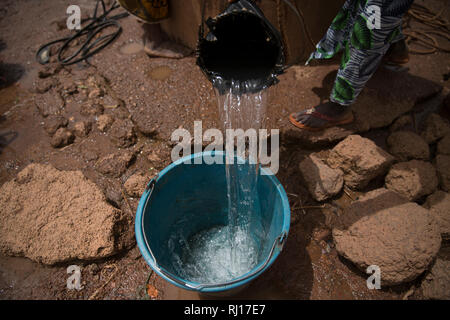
(307, 0, 414, 105)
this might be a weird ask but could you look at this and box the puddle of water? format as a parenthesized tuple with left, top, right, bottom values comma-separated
(147, 66, 173, 81)
(0, 85, 24, 115)
(0, 255, 54, 298)
(119, 42, 143, 55)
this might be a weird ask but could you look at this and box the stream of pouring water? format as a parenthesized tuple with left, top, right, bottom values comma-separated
(168, 80, 269, 284)
(218, 80, 268, 274)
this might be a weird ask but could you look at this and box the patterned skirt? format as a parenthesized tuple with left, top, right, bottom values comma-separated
(307, 0, 414, 105)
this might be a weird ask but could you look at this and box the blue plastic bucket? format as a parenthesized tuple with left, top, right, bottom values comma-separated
(135, 151, 290, 294)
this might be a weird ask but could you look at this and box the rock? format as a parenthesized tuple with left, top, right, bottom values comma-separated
(329, 188, 408, 230)
(389, 114, 414, 132)
(386, 131, 429, 161)
(111, 105, 130, 120)
(351, 69, 442, 130)
(131, 111, 158, 137)
(109, 119, 136, 148)
(80, 102, 104, 116)
(281, 126, 357, 149)
(43, 115, 68, 136)
(84, 263, 100, 276)
(272, 65, 442, 148)
(299, 153, 343, 201)
(0, 164, 130, 265)
(326, 135, 394, 189)
(421, 113, 450, 144)
(95, 151, 135, 178)
(73, 121, 91, 137)
(88, 88, 104, 99)
(333, 202, 441, 286)
(38, 65, 62, 78)
(50, 128, 74, 148)
(437, 134, 450, 155)
(58, 76, 78, 97)
(35, 89, 65, 117)
(435, 154, 450, 192)
(99, 94, 123, 110)
(97, 114, 114, 132)
(147, 152, 161, 163)
(105, 186, 123, 208)
(385, 160, 438, 201)
(124, 173, 151, 198)
(424, 191, 450, 240)
(83, 150, 98, 162)
(33, 78, 55, 94)
(420, 258, 450, 300)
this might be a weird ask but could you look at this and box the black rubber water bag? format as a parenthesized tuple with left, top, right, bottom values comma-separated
(197, 0, 285, 95)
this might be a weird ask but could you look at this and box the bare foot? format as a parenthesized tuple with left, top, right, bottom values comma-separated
(142, 23, 190, 59)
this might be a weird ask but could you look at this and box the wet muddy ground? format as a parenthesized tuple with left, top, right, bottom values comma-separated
(0, 0, 449, 300)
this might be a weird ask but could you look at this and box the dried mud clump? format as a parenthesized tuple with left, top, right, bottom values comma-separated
(326, 135, 394, 189)
(0, 164, 131, 265)
(333, 201, 441, 286)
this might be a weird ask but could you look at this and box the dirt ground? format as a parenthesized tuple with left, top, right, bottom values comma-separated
(0, 0, 449, 300)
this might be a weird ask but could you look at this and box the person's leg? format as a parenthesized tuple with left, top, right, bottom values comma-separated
(384, 25, 410, 65)
(133, 0, 189, 59)
(142, 22, 189, 59)
(143, 23, 165, 48)
(290, 0, 414, 131)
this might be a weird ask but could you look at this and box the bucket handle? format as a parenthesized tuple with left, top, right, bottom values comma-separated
(141, 176, 287, 291)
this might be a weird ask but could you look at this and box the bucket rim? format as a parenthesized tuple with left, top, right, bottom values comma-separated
(135, 151, 290, 293)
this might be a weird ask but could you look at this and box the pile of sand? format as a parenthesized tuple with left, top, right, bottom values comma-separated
(0, 163, 131, 265)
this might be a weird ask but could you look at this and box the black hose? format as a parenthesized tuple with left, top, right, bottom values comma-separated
(36, 0, 128, 66)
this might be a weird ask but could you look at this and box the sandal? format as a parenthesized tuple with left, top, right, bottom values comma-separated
(289, 108, 354, 131)
(384, 39, 410, 65)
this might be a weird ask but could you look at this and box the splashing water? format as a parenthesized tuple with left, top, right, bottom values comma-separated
(167, 80, 269, 284)
(169, 225, 259, 283)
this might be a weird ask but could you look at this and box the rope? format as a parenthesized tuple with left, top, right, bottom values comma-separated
(276, 0, 289, 62)
(270, 0, 317, 66)
(403, 3, 450, 54)
(136, 270, 154, 300)
(36, 0, 128, 66)
(273, 0, 316, 51)
(283, 0, 316, 49)
(88, 264, 119, 300)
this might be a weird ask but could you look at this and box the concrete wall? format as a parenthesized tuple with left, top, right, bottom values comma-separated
(161, 0, 345, 64)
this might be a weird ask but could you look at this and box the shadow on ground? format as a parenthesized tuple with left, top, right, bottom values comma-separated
(0, 40, 24, 89)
